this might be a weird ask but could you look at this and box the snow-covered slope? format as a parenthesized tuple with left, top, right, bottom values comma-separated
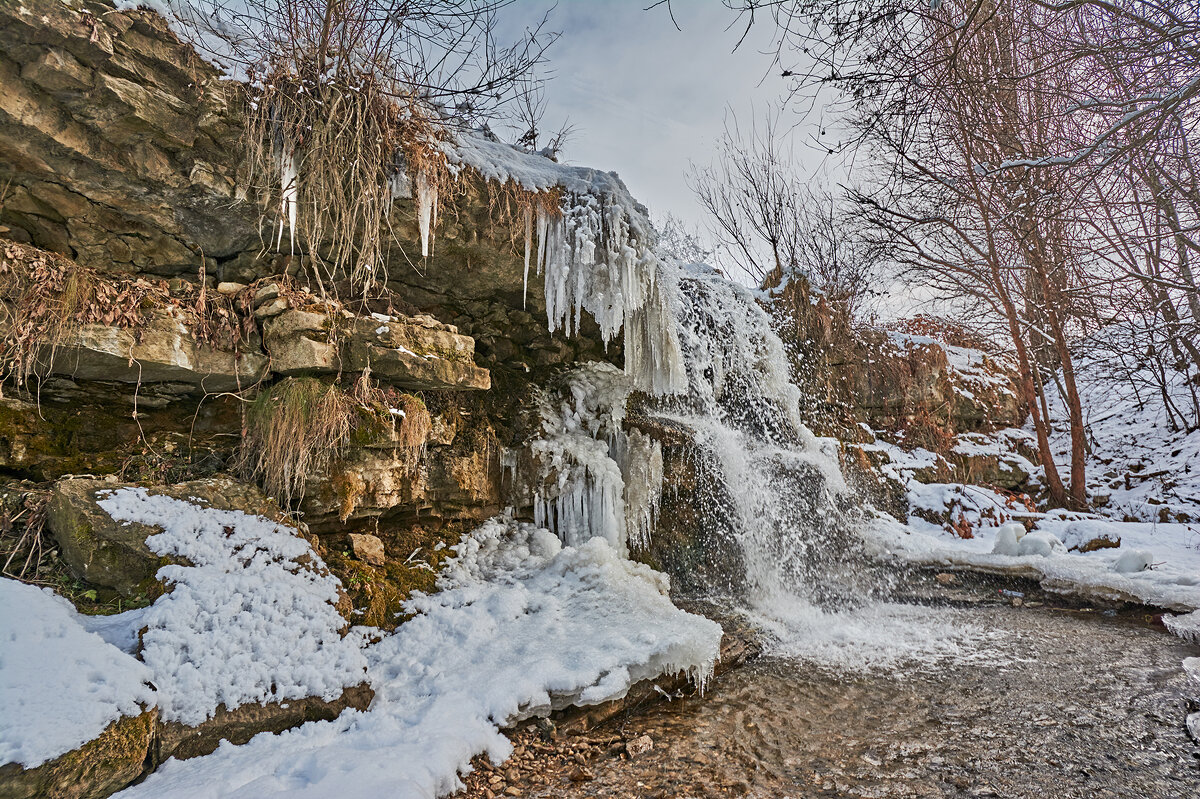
(1045, 343, 1200, 524)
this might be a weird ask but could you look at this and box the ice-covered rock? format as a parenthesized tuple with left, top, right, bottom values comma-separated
(1164, 610, 1200, 643)
(1112, 549, 1154, 574)
(1016, 530, 1066, 557)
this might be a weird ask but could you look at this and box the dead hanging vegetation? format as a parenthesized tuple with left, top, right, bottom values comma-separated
(0, 489, 50, 583)
(172, 0, 557, 298)
(0, 241, 251, 390)
(238, 373, 430, 509)
(244, 79, 454, 297)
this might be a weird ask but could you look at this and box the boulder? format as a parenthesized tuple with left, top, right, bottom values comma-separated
(0, 710, 155, 799)
(153, 684, 373, 764)
(45, 476, 293, 598)
(45, 479, 174, 599)
(348, 533, 386, 567)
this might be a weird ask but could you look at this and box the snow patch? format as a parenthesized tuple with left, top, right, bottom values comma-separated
(113, 518, 721, 799)
(0, 580, 155, 768)
(96, 489, 368, 726)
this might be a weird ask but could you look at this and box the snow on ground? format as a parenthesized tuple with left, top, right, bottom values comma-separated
(0, 580, 155, 768)
(860, 335, 1200, 641)
(861, 431, 1036, 530)
(96, 488, 368, 726)
(1044, 342, 1200, 525)
(114, 518, 721, 799)
(870, 513, 1200, 622)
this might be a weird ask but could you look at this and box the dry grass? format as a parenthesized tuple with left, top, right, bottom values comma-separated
(392, 392, 431, 453)
(240, 373, 432, 510)
(0, 490, 50, 582)
(239, 376, 355, 508)
(0, 242, 249, 390)
(243, 69, 456, 298)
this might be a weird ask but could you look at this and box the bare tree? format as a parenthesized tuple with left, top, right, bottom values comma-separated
(726, 0, 1200, 507)
(689, 111, 879, 314)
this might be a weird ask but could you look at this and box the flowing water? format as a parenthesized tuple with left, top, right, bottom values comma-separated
(522, 259, 1199, 797)
(567, 266, 1197, 797)
(527, 604, 1199, 799)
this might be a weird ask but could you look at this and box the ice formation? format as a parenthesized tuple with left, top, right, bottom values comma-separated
(532, 198, 686, 396)
(415, 168, 438, 258)
(96, 489, 369, 726)
(278, 144, 298, 253)
(113, 519, 721, 799)
(447, 133, 687, 396)
(528, 362, 664, 553)
(0, 579, 155, 768)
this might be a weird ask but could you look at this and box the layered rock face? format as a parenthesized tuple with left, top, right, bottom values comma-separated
(0, 0, 613, 379)
(0, 5, 587, 792)
(0, 0, 567, 536)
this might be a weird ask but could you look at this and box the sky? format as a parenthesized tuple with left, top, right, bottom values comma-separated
(497, 1, 824, 231)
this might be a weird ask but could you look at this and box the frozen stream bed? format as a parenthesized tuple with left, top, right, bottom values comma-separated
(524, 602, 1200, 799)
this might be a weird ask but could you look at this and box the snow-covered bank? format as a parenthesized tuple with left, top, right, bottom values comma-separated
(113, 518, 720, 799)
(869, 513, 1200, 623)
(1044, 339, 1200, 525)
(0, 580, 155, 768)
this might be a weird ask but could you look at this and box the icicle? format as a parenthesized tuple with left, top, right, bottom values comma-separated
(618, 430, 664, 550)
(534, 192, 685, 396)
(523, 204, 533, 309)
(528, 362, 636, 553)
(415, 169, 438, 257)
(278, 144, 298, 253)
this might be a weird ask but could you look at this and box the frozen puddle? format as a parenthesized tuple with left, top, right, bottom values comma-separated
(113, 518, 721, 799)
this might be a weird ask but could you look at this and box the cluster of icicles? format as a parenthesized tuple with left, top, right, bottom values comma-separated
(524, 362, 665, 555)
(278, 149, 689, 551)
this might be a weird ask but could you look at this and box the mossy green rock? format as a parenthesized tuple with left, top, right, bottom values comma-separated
(153, 684, 374, 764)
(45, 476, 294, 598)
(45, 479, 171, 599)
(0, 709, 155, 799)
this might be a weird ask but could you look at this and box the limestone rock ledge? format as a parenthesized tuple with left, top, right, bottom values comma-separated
(33, 307, 269, 393)
(262, 302, 491, 392)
